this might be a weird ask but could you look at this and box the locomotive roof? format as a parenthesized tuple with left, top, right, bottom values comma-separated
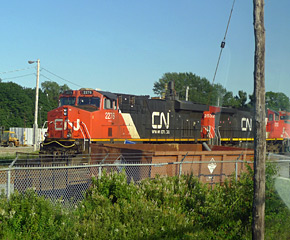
(174, 100, 209, 112)
(98, 91, 118, 100)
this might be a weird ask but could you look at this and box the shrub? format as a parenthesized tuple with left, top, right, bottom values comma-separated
(0, 161, 289, 239)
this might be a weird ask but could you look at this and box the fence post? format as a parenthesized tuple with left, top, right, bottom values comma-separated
(7, 155, 19, 199)
(235, 159, 238, 182)
(7, 169, 11, 199)
(179, 152, 189, 176)
(235, 152, 243, 182)
(98, 165, 102, 179)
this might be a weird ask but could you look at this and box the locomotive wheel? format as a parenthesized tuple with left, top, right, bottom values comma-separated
(9, 142, 14, 147)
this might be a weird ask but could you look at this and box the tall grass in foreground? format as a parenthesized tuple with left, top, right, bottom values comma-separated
(0, 163, 289, 239)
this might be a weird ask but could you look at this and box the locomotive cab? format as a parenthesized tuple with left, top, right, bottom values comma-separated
(43, 88, 131, 154)
(267, 109, 290, 139)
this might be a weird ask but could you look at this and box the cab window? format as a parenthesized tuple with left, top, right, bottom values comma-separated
(60, 97, 76, 106)
(104, 98, 112, 109)
(268, 114, 273, 121)
(78, 97, 100, 108)
(104, 99, 117, 109)
(281, 115, 290, 120)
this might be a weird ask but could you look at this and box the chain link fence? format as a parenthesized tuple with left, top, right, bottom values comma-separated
(0, 152, 288, 206)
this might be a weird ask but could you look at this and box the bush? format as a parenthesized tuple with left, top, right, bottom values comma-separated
(0, 162, 289, 239)
(0, 190, 72, 239)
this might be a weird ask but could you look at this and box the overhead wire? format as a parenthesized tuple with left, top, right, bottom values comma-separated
(0, 65, 82, 89)
(40, 74, 54, 81)
(41, 67, 82, 88)
(0, 66, 35, 75)
(0, 73, 35, 81)
(212, 0, 236, 84)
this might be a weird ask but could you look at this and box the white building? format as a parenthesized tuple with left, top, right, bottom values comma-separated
(10, 127, 47, 146)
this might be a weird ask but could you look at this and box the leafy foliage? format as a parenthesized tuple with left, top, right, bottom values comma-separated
(0, 81, 70, 129)
(153, 72, 290, 111)
(41, 81, 70, 109)
(0, 163, 290, 239)
(266, 91, 290, 111)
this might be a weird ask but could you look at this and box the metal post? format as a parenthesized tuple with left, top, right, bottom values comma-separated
(98, 165, 102, 179)
(33, 59, 40, 151)
(179, 152, 188, 176)
(29, 59, 40, 151)
(7, 169, 11, 199)
(235, 152, 243, 182)
(7, 155, 18, 199)
(235, 159, 238, 181)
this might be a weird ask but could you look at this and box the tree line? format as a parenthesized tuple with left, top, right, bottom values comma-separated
(153, 72, 290, 112)
(0, 80, 69, 129)
(0, 72, 289, 129)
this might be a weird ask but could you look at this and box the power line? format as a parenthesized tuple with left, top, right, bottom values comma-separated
(41, 67, 82, 88)
(40, 74, 54, 82)
(0, 66, 35, 75)
(212, 0, 236, 84)
(0, 73, 35, 80)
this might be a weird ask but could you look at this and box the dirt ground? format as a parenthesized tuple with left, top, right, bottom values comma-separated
(0, 146, 35, 156)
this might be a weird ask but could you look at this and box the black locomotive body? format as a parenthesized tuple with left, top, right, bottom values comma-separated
(116, 93, 253, 144)
(43, 88, 288, 155)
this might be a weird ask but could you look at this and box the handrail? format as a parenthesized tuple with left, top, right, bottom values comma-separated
(81, 121, 91, 140)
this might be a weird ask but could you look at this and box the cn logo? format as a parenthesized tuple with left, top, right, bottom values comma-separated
(152, 112, 170, 129)
(65, 119, 80, 131)
(241, 117, 252, 131)
(54, 119, 80, 131)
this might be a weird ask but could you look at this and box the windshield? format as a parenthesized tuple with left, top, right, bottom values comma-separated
(281, 115, 290, 120)
(78, 97, 100, 108)
(60, 97, 76, 106)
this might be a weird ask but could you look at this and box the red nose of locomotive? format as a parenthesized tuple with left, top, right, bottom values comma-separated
(46, 106, 72, 139)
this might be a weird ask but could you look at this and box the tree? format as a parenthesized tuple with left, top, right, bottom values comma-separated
(265, 91, 290, 111)
(41, 81, 70, 109)
(153, 72, 230, 106)
(0, 82, 35, 128)
(234, 90, 248, 109)
(0, 81, 70, 128)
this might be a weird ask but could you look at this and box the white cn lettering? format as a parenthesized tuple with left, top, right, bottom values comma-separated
(67, 119, 80, 131)
(152, 112, 170, 129)
(58, 119, 80, 131)
(241, 118, 252, 131)
(55, 119, 63, 131)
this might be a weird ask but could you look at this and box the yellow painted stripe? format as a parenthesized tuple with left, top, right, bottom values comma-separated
(90, 138, 210, 142)
(48, 137, 285, 143)
(266, 138, 284, 141)
(220, 138, 254, 141)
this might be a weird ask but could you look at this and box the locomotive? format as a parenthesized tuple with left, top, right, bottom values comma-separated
(41, 87, 290, 155)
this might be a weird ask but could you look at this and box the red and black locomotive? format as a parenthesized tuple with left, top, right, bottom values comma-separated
(41, 88, 290, 154)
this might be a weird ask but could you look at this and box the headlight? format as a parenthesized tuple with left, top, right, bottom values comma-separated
(67, 133, 71, 138)
(64, 108, 68, 116)
(44, 132, 49, 138)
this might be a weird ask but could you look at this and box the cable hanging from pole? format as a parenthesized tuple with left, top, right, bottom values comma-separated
(212, 0, 236, 84)
(41, 67, 82, 88)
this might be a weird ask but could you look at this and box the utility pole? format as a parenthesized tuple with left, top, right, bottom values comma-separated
(28, 59, 40, 151)
(252, 0, 266, 239)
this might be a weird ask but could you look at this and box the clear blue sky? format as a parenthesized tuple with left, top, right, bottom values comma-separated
(0, 0, 289, 99)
